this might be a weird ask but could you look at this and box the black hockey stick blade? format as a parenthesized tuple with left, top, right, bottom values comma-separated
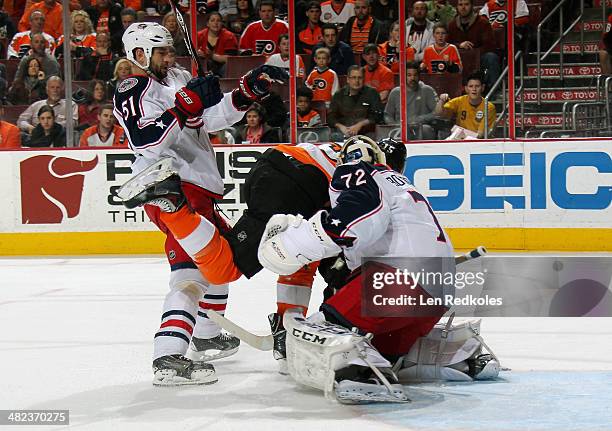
(167, 0, 206, 77)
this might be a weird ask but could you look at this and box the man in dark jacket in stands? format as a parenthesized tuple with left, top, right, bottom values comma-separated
(339, 0, 388, 55)
(309, 23, 355, 76)
(447, 0, 500, 91)
(85, 0, 123, 36)
(328, 65, 382, 141)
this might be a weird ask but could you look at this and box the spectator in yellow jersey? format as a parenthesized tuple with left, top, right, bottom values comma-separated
(434, 72, 496, 139)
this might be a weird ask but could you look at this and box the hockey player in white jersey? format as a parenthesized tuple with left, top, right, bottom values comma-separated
(258, 136, 500, 403)
(113, 21, 289, 385)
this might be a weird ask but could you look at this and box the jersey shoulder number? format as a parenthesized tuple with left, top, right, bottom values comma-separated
(114, 76, 149, 123)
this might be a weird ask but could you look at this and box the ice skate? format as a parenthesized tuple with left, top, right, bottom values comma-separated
(468, 354, 500, 380)
(268, 312, 288, 374)
(152, 354, 218, 386)
(187, 331, 241, 362)
(117, 157, 186, 212)
(334, 366, 409, 405)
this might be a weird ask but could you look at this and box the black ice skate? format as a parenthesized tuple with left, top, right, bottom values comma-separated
(152, 354, 218, 386)
(268, 313, 288, 374)
(468, 353, 500, 380)
(187, 332, 241, 362)
(117, 157, 186, 212)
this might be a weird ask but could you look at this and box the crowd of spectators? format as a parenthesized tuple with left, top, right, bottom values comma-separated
(0, 0, 529, 148)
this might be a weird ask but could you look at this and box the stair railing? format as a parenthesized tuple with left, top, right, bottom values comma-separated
(537, 0, 585, 104)
(484, 51, 523, 139)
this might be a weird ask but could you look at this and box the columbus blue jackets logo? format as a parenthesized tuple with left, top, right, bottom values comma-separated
(255, 40, 276, 54)
(118, 77, 138, 93)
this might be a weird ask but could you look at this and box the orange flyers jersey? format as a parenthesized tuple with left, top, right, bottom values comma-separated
(306, 67, 339, 103)
(364, 63, 394, 93)
(79, 124, 126, 147)
(479, 0, 529, 29)
(350, 16, 373, 54)
(422, 43, 462, 72)
(297, 109, 322, 127)
(275, 142, 339, 181)
(320, 0, 355, 24)
(7, 31, 56, 58)
(239, 20, 289, 55)
(378, 42, 415, 73)
(56, 33, 97, 56)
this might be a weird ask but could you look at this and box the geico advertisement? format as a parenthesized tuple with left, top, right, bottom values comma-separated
(2, 141, 610, 233)
(405, 140, 611, 228)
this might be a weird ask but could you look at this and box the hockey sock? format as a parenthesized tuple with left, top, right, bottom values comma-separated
(154, 284, 200, 360)
(160, 207, 242, 284)
(276, 263, 318, 315)
(194, 283, 229, 339)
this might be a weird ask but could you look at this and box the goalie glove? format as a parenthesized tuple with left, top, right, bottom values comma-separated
(232, 65, 289, 110)
(258, 211, 342, 276)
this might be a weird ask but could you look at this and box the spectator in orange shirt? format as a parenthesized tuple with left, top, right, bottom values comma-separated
(305, 46, 339, 107)
(8, 10, 56, 59)
(19, 0, 63, 40)
(298, 1, 323, 54)
(296, 86, 322, 127)
(421, 23, 462, 74)
(55, 10, 97, 59)
(15, 32, 61, 78)
(0, 105, 22, 149)
(339, 0, 388, 55)
(378, 21, 415, 74)
(362, 43, 394, 104)
(80, 104, 125, 147)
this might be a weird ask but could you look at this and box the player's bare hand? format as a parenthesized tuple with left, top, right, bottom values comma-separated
(459, 41, 474, 50)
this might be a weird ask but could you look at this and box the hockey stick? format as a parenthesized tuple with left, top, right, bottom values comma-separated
(207, 310, 274, 351)
(209, 247, 488, 352)
(167, 0, 206, 77)
(455, 245, 487, 265)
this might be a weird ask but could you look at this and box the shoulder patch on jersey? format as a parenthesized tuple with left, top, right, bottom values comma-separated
(118, 77, 138, 93)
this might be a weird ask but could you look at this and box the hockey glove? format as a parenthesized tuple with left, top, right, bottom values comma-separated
(232, 65, 289, 110)
(173, 75, 223, 126)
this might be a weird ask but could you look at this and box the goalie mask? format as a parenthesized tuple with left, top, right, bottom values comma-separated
(377, 138, 407, 174)
(123, 22, 173, 73)
(338, 135, 386, 166)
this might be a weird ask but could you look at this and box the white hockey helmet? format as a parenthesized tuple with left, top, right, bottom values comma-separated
(123, 22, 174, 70)
(338, 135, 386, 166)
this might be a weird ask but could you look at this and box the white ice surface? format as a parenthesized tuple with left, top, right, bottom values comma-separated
(1, 257, 612, 431)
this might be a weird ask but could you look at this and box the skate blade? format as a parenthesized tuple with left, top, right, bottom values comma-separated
(153, 369, 218, 386)
(117, 157, 175, 201)
(277, 359, 288, 375)
(186, 346, 239, 362)
(335, 381, 410, 404)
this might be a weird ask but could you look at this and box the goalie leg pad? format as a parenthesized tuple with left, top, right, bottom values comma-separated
(283, 310, 406, 404)
(397, 316, 501, 382)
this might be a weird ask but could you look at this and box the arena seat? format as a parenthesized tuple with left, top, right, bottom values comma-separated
(459, 48, 481, 78)
(420, 73, 463, 98)
(2, 105, 28, 125)
(297, 126, 330, 143)
(225, 55, 266, 78)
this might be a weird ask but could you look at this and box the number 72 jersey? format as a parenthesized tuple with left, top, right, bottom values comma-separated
(322, 161, 454, 270)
